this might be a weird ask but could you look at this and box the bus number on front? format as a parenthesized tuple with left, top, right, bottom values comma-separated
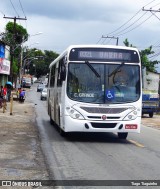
(79, 51, 92, 58)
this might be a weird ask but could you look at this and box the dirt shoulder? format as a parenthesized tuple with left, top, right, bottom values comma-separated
(141, 114, 160, 130)
(0, 99, 50, 182)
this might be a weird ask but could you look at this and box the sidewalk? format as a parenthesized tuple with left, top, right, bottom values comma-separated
(0, 98, 50, 187)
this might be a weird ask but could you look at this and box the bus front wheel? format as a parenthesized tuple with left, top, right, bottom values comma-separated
(59, 127, 66, 137)
(58, 110, 66, 137)
(50, 117, 54, 125)
(118, 132, 128, 139)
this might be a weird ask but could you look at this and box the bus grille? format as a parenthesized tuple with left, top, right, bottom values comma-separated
(91, 123, 117, 128)
(81, 107, 128, 114)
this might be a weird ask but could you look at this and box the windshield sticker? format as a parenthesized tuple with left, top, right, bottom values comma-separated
(115, 92, 124, 97)
(106, 90, 115, 100)
(73, 93, 95, 98)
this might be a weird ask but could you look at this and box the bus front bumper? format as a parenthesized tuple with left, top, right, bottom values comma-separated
(63, 115, 141, 133)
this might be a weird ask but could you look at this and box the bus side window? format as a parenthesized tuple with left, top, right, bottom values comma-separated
(57, 57, 66, 87)
(50, 65, 56, 87)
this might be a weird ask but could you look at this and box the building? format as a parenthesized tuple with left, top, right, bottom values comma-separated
(0, 42, 10, 86)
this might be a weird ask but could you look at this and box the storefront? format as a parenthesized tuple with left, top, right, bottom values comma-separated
(0, 43, 10, 86)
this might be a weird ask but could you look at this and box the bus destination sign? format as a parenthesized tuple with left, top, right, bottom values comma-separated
(78, 51, 131, 61)
(69, 48, 139, 63)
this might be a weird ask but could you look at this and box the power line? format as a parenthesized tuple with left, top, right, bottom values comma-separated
(0, 10, 5, 16)
(9, 0, 19, 16)
(106, 9, 142, 37)
(113, 12, 148, 36)
(19, 0, 26, 18)
(106, 0, 157, 36)
(96, 0, 157, 44)
(18, 0, 28, 34)
(116, 14, 153, 36)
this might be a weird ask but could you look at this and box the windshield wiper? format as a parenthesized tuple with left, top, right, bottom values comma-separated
(109, 62, 125, 77)
(85, 61, 100, 78)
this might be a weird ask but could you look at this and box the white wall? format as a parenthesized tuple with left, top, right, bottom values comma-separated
(143, 70, 160, 92)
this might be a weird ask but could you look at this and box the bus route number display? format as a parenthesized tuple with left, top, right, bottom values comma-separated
(78, 51, 131, 61)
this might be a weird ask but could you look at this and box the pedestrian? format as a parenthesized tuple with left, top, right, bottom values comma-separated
(19, 89, 25, 102)
(0, 85, 3, 98)
(7, 85, 12, 102)
(3, 85, 7, 100)
(0, 85, 7, 109)
(0, 86, 4, 108)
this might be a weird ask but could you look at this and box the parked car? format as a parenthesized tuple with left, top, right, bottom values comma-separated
(40, 88, 47, 100)
(37, 84, 45, 92)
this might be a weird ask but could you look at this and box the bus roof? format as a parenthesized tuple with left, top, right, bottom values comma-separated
(49, 44, 139, 68)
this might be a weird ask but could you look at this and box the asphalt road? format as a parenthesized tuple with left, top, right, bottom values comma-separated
(28, 84, 160, 189)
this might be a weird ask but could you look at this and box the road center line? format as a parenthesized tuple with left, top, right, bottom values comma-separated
(128, 140, 145, 148)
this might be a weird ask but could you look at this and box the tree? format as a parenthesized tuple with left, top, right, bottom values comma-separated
(2, 22, 28, 83)
(123, 38, 134, 47)
(123, 38, 158, 72)
(140, 46, 158, 72)
(29, 50, 59, 78)
(3, 22, 28, 46)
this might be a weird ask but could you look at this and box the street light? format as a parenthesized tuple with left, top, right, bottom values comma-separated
(22, 57, 38, 75)
(22, 49, 38, 61)
(18, 32, 42, 85)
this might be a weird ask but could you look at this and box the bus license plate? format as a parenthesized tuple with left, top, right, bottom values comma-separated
(125, 124, 137, 129)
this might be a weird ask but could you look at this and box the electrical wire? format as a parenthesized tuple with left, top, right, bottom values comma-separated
(18, 0, 28, 30)
(96, 0, 157, 44)
(19, 0, 26, 18)
(105, 0, 156, 37)
(106, 9, 142, 36)
(150, 2, 160, 8)
(9, 0, 19, 16)
(148, 51, 160, 59)
(113, 12, 148, 36)
(117, 14, 153, 37)
(0, 10, 5, 16)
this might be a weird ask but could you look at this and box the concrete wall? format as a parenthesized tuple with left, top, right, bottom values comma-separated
(143, 69, 160, 92)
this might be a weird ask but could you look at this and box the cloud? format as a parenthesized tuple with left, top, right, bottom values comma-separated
(5, 0, 137, 22)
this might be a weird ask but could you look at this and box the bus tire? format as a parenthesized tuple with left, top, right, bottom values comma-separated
(50, 117, 54, 125)
(58, 109, 66, 137)
(118, 132, 128, 139)
(59, 127, 66, 137)
(149, 112, 153, 118)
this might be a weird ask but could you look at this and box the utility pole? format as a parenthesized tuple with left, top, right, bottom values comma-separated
(3, 16, 27, 82)
(102, 35, 119, 46)
(142, 8, 160, 21)
(142, 8, 160, 13)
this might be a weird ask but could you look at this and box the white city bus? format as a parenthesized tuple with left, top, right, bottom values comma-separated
(47, 45, 142, 139)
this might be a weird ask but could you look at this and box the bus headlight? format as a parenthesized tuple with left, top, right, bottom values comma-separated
(66, 107, 85, 120)
(123, 111, 138, 120)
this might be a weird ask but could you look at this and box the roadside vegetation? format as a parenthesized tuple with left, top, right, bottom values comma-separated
(1, 21, 59, 83)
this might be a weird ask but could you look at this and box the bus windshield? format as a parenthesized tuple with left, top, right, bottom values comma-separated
(67, 62, 140, 104)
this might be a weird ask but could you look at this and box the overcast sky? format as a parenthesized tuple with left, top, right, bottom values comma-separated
(0, 0, 160, 72)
